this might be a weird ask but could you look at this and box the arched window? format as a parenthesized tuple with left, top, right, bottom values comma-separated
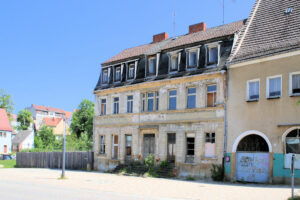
(237, 134, 269, 152)
(286, 129, 300, 154)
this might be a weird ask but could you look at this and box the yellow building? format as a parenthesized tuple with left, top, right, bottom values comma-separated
(41, 117, 70, 139)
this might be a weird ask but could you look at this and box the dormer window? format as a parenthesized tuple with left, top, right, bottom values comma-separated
(186, 46, 200, 70)
(189, 51, 197, 67)
(128, 64, 135, 79)
(171, 55, 178, 71)
(206, 43, 220, 67)
(115, 66, 121, 82)
(102, 69, 108, 84)
(148, 57, 156, 75)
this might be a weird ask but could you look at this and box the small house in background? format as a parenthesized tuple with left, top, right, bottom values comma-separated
(12, 130, 34, 152)
(10, 114, 20, 139)
(0, 108, 13, 154)
(41, 117, 71, 139)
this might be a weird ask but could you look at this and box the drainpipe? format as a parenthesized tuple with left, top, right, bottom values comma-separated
(222, 68, 229, 177)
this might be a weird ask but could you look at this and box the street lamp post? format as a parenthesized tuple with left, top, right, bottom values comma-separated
(61, 114, 66, 178)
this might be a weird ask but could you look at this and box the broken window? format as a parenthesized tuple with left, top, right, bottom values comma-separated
(112, 135, 119, 159)
(186, 133, 195, 163)
(125, 135, 132, 160)
(115, 66, 121, 82)
(128, 64, 135, 79)
(99, 135, 105, 154)
(267, 76, 281, 98)
(205, 133, 215, 158)
(247, 80, 260, 100)
(113, 97, 119, 114)
(127, 95, 133, 113)
(148, 57, 156, 75)
(167, 133, 176, 163)
(208, 47, 218, 65)
(187, 87, 196, 109)
(168, 90, 177, 110)
(291, 73, 300, 95)
(207, 85, 217, 107)
(102, 69, 108, 83)
(286, 129, 300, 154)
(237, 134, 269, 152)
(100, 99, 106, 115)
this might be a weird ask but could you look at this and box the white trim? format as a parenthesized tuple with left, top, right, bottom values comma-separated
(246, 78, 260, 101)
(266, 75, 282, 98)
(230, 50, 300, 68)
(232, 130, 272, 152)
(290, 71, 300, 96)
(156, 53, 160, 77)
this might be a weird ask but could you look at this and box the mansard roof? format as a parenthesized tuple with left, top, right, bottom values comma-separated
(230, 0, 300, 64)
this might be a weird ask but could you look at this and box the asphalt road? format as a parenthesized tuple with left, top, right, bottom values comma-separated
(0, 168, 298, 200)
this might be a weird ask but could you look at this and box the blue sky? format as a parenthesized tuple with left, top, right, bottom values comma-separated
(0, 0, 255, 114)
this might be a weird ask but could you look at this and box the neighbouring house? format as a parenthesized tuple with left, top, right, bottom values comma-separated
(93, 19, 246, 178)
(0, 108, 13, 154)
(26, 104, 72, 130)
(226, 0, 300, 184)
(41, 117, 70, 139)
(12, 130, 34, 152)
(10, 114, 20, 139)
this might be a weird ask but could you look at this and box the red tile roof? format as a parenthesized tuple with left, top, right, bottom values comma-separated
(0, 108, 13, 132)
(102, 19, 246, 65)
(33, 104, 65, 114)
(43, 117, 62, 127)
(64, 111, 72, 119)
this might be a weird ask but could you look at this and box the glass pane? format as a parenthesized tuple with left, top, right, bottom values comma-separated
(148, 92, 154, 98)
(207, 85, 217, 92)
(269, 77, 281, 96)
(249, 81, 259, 99)
(188, 87, 196, 94)
(209, 47, 218, 64)
(292, 74, 300, 93)
(169, 97, 176, 110)
(148, 99, 154, 111)
(187, 95, 196, 108)
(127, 96, 133, 100)
(189, 52, 197, 66)
(171, 56, 178, 70)
(149, 58, 156, 74)
(169, 90, 177, 96)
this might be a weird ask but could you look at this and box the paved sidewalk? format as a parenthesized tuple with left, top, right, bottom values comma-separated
(0, 168, 298, 200)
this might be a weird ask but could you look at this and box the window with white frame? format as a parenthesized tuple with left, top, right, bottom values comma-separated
(187, 87, 196, 109)
(99, 135, 105, 154)
(102, 69, 108, 83)
(267, 75, 281, 98)
(205, 133, 215, 158)
(128, 64, 135, 79)
(189, 50, 197, 67)
(247, 79, 260, 101)
(291, 72, 300, 96)
(168, 90, 177, 110)
(170, 55, 178, 71)
(113, 97, 119, 114)
(141, 91, 159, 112)
(127, 95, 133, 113)
(100, 98, 106, 115)
(115, 66, 121, 82)
(208, 47, 218, 65)
(148, 57, 156, 75)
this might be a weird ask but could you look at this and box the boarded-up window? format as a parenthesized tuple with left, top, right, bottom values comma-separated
(144, 134, 155, 158)
(167, 133, 176, 163)
(100, 99, 106, 115)
(99, 135, 105, 154)
(205, 133, 215, 158)
(207, 85, 217, 107)
(186, 133, 195, 163)
(112, 135, 119, 159)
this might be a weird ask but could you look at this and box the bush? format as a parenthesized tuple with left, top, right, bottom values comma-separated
(185, 175, 195, 181)
(145, 155, 154, 170)
(288, 196, 300, 200)
(210, 164, 224, 181)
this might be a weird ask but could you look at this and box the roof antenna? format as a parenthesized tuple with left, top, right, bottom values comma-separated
(173, 0, 176, 37)
(222, 0, 225, 25)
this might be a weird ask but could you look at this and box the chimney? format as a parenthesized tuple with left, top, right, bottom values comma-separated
(189, 22, 207, 34)
(153, 32, 169, 43)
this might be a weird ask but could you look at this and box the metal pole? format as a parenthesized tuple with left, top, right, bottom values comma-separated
(291, 154, 295, 199)
(61, 114, 66, 178)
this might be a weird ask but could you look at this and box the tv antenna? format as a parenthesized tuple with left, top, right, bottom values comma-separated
(222, 0, 225, 24)
(173, 0, 176, 37)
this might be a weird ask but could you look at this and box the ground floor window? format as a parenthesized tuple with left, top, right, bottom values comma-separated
(186, 133, 195, 163)
(112, 135, 119, 159)
(286, 129, 300, 154)
(237, 134, 269, 152)
(205, 133, 215, 158)
(167, 133, 176, 163)
(99, 135, 105, 154)
(125, 135, 132, 160)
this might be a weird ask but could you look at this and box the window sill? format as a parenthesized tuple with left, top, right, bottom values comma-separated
(203, 156, 217, 160)
(290, 93, 300, 97)
(246, 99, 259, 102)
(267, 96, 281, 99)
(206, 64, 217, 68)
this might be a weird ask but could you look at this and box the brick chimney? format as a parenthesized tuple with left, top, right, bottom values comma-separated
(189, 22, 207, 34)
(153, 32, 169, 43)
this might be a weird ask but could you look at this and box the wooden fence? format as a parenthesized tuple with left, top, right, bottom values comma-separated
(16, 151, 94, 170)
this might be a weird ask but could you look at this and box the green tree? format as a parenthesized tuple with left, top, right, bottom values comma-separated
(70, 99, 94, 138)
(37, 126, 56, 149)
(17, 110, 33, 130)
(0, 89, 14, 114)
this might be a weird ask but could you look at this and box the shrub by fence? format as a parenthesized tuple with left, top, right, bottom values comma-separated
(16, 151, 93, 170)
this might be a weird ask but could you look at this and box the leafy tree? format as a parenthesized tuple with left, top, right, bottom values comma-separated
(37, 126, 56, 148)
(0, 89, 14, 114)
(17, 110, 33, 130)
(70, 99, 94, 138)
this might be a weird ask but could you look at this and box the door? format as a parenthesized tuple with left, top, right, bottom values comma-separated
(4, 145, 7, 153)
(143, 134, 155, 158)
(125, 135, 132, 162)
(167, 133, 176, 163)
(236, 152, 269, 183)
